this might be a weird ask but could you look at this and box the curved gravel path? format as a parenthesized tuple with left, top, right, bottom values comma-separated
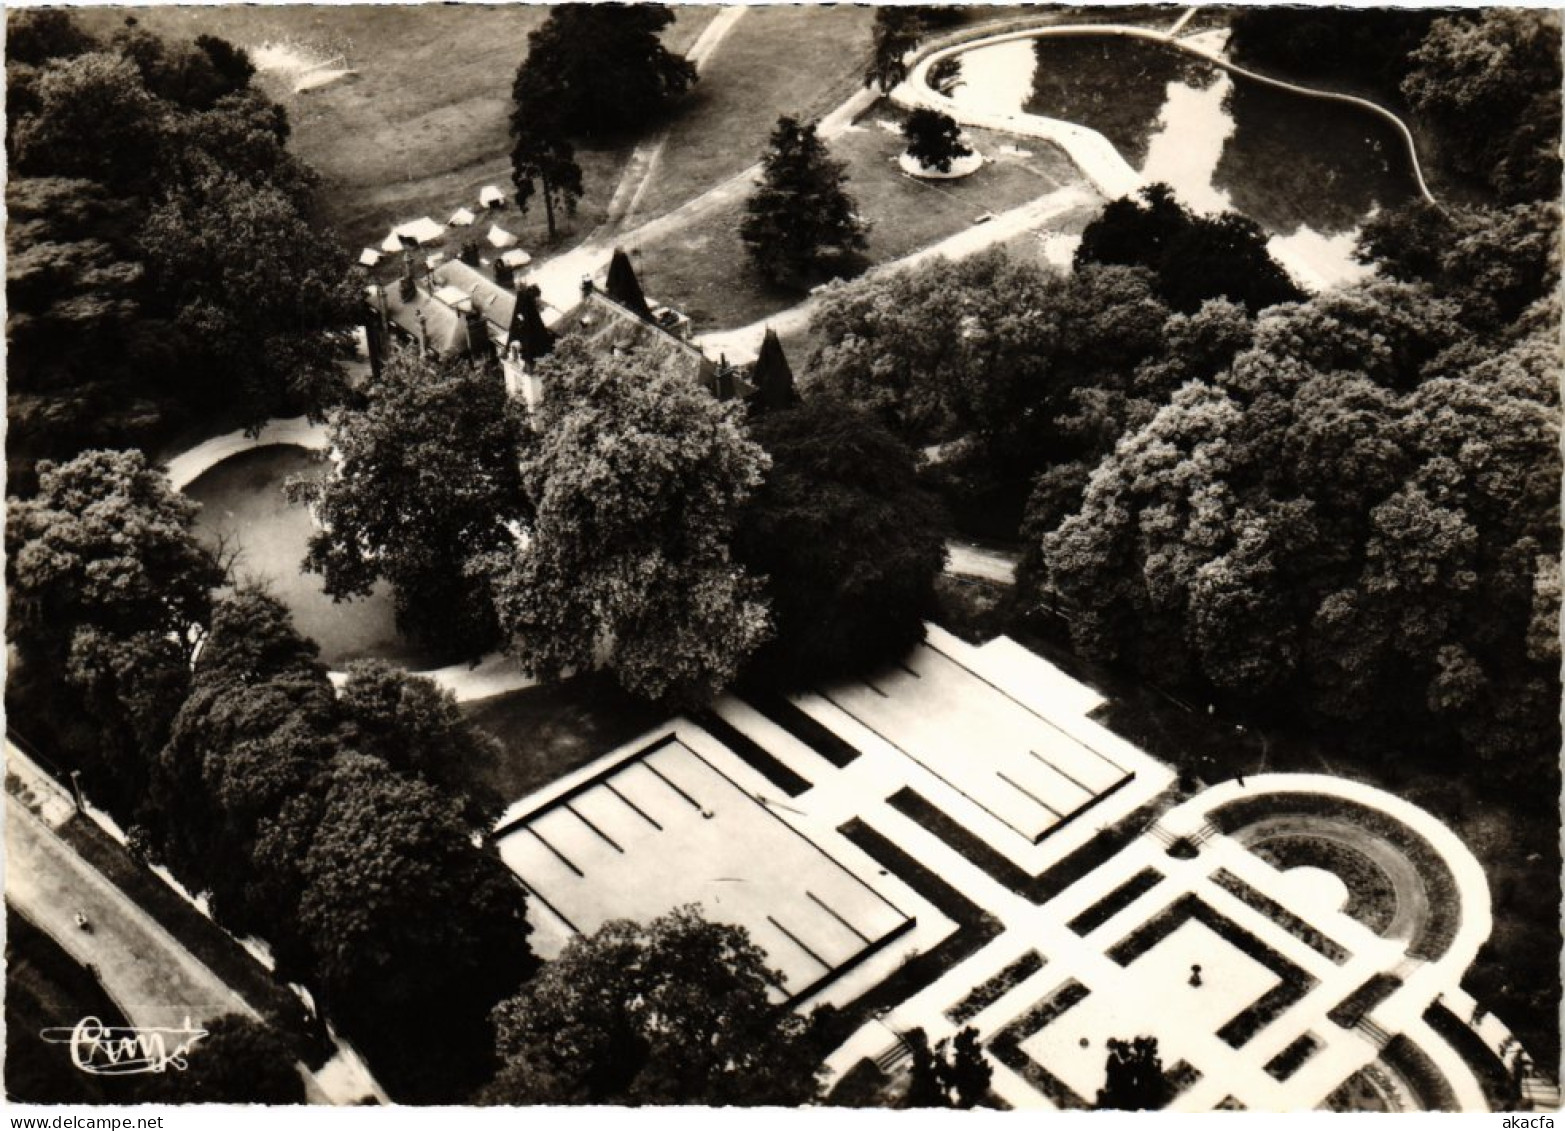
(894, 21, 1439, 291)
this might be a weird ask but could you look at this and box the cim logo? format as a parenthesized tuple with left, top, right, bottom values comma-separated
(41, 1017, 208, 1076)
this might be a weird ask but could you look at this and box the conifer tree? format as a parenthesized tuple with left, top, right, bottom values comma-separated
(741, 116, 868, 286)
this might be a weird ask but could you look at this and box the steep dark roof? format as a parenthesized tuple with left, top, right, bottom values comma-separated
(604, 248, 654, 322)
(510, 286, 556, 362)
(558, 291, 718, 389)
(749, 328, 799, 414)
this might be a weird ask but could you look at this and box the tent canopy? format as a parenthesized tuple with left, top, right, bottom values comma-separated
(487, 224, 519, 249)
(448, 207, 477, 227)
(480, 185, 506, 207)
(382, 217, 446, 251)
(358, 248, 381, 267)
(500, 248, 532, 268)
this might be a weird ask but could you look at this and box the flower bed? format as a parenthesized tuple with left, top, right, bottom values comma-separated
(1422, 1001, 1520, 1112)
(1247, 835, 1396, 935)
(689, 709, 810, 797)
(1105, 893, 1318, 1049)
(988, 979, 1094, 1109)
(1381, 1033, 1459, 1112)
(1264, 1032, 1323, 1081)
(887, 784, 1183, 904)
(945, 949, 1046, 1025)
(1209, 792, 1461, 960)
(1066, 867, 1164, 936)
(1211, 868, 1351, 964)
(1326, 972, 1403, 1028)
(824, 819, 1004, 1041)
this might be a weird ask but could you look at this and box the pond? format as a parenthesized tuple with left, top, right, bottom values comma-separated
(949, 33, 1422, 285)
(184, 445, 439, 670)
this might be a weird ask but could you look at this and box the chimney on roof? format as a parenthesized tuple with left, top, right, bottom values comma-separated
(749, 328, 799, 416)
(605, 247, 654, 323)
(464, 307, 491, 359)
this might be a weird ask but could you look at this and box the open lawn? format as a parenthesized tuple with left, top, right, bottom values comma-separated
(77, 5, 715, 255)
(627, 5, 875, 225)
(633, 113, 1082, 331)
(459, 674, 668, 806)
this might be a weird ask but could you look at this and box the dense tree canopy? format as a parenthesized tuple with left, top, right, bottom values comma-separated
(288, 350, 525, 661)
(143, 589, 537, 1102)
(808, 252, 1199, 533)
(742, 116, 868, 287)
(511, 3, 695, 139)
(484, 906, 826, 1105)
(1076, 183, 1304, 314)
(146, 1016, 305, 1105)
(5, 12, 355, 489)
(6, 450, 225, 809)
(1402, 10, 1562, 204)
(493, 339, 771, 705)
(1025, 281, 1561, 774)
(337, 659, 507, 826)
(1357, 199, 1560, 332)
(736, 399, 947, 688)
(1226, 7, 1442, 108)
(902, 108, 971, 173)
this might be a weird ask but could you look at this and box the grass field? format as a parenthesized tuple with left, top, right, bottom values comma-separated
(459, 674, 668, 806)
(627, 5, 875, 225)
(75, 5, 715, 254)
(633, 114, 1083, 331)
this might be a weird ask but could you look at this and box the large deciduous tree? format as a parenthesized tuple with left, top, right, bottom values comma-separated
(1026, 282, 1560, 774)
(287, 351, 525, 661)
(6, 13, 355, 484)
(483, 906, 826, 1105)
(511, 3, 695, 138)
(145, 1016, 304, 1105)
(741, 116, 868, 287)
(147, 587, 538, 1102)
(903, 1027, 994, 1109)
(902, 108, 971, 173)
(493, 338, 771, 705)
(1076, 183, 1304, 314)
(6, 450, 226, 807)
(336, 659, 507, 826)
(808, 252, 1180, 534)
(1402, 10, 1562, 204)
(509, 122, 584, 241)
(1356, 200, 1560, 331)
(296, 751, 537, 1099)
(736, 399, 947, 688)
(1096, 1036, 1171, 1110)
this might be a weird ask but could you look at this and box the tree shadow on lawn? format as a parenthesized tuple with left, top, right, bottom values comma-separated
(458, 672, 669, 808)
